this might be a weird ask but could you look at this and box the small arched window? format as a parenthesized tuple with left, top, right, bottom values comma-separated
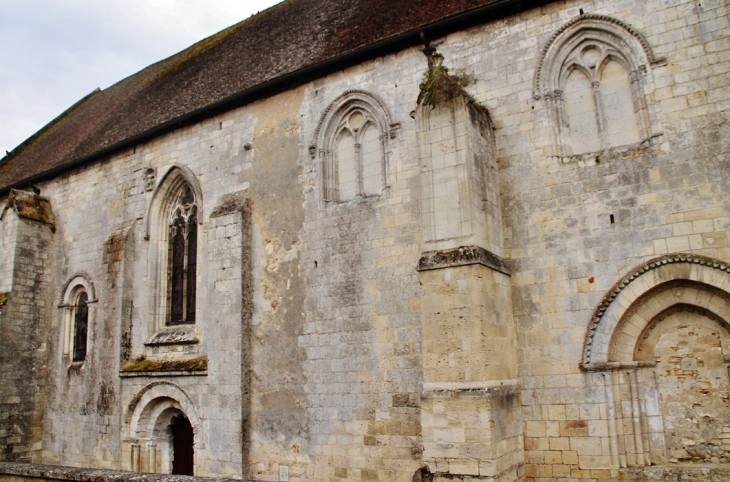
(167, 186, 197, 325)
(61, 275, 95, 366)
(72, 291, 89, 362)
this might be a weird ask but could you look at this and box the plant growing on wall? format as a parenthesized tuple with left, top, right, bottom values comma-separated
(418, 53, 477, 108)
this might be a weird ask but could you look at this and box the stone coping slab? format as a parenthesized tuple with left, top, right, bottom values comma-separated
(0, 462, 255, 482)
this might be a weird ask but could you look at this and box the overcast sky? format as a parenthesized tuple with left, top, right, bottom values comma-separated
(0, 0, 282, 155)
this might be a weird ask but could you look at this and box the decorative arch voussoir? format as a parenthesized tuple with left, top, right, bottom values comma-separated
(581, 253, 730, 369)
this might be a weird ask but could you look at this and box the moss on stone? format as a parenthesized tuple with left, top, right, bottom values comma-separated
(8, 189, 56, 228)
(120, 355, 207, 373)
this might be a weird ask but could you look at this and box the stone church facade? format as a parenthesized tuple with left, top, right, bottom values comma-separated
(1, 0, 729, 481)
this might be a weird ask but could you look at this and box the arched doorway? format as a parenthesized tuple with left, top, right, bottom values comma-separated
(581, 254, 730, 467)
(126, 383, 202, 474)
(636, 305, 730, 462)
(171, 414, 194, 475)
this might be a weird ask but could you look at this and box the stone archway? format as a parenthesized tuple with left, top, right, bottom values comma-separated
(125, 382, 201, 474)
(581, 254, 730, 468)
(636, 304, 730, 462)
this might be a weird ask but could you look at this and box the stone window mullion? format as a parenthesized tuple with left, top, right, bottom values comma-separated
(592, 79, 609, 150)
(552, 90, 569, 157)
(630, 70, 650, 142)
(354, 141, 363, 197)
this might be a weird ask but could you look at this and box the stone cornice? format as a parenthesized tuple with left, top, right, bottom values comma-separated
(417, 245, 509, 275)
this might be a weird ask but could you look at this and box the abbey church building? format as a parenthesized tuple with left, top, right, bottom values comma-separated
(1, 0, 729, 481)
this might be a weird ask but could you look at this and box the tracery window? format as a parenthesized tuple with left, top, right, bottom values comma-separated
(167, 186, 197, 325)
(534, 15, 658, 159)
(312, 91, 397, 204)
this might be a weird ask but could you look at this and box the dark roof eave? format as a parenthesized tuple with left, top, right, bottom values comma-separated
(0, 0, 546, 197)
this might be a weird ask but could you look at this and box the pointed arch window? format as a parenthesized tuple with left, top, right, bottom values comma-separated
(312, 91, 398, 204)
(167, 186, 197, 325)
(534, 15, 660, 159)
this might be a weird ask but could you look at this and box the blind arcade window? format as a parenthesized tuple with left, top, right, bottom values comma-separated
(534, 15, 657, 159)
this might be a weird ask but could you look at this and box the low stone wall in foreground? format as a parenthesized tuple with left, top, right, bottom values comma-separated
(0, 462, 251, 482)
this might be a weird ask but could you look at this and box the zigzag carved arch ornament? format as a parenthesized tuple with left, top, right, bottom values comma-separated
(581, 253, 730, 369)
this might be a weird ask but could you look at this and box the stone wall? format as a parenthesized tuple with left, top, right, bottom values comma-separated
(0, 0, 728, 481)
(0, 192, 56, 463)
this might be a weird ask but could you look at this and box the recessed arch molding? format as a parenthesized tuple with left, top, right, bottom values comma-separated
(581, 253, 730, 369)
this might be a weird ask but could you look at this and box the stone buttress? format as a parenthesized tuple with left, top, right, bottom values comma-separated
(0, 189, 56, 462)
(415, 79, 522, 480)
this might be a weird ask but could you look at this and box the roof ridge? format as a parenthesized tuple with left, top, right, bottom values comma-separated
(0, 88, 101, 171)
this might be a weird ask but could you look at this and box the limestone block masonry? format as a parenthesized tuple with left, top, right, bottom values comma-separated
(0, 0, 728, 481)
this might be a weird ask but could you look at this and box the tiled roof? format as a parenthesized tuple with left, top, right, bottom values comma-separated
(0, 0, 515, 191)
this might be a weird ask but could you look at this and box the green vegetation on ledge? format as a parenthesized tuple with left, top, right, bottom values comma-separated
(418, 54, 477, 108)
(121, 355, 208, 372)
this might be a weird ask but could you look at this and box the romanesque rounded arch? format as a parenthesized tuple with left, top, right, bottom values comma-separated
(582, 254, 730, 369)
(126, 381, 203, 448)
(61, 273, 96, 305)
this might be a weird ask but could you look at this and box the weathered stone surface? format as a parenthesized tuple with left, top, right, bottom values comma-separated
(0, 461, 246, 481)
(0, 0, 728, 481)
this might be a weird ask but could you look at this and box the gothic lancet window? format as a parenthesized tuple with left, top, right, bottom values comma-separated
(534, 15, 657, 159)
(167, 186, 197, 325)
(72, 291, 89, 362)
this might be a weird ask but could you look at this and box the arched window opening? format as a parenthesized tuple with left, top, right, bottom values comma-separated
(534, 15, 657, 160)
(328, 108, 386, 202)
(600, 58, 640, 147)
(167, 186, 197, 325)
(61, 275, 95, 367)
(559, 46, 641, 155)
(313, 91, 396, 205)
(72, 291, 89, 362)
(565, 67, 601, 154)
(336, 128, 358, 201)
(171, 415, 194, 475)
